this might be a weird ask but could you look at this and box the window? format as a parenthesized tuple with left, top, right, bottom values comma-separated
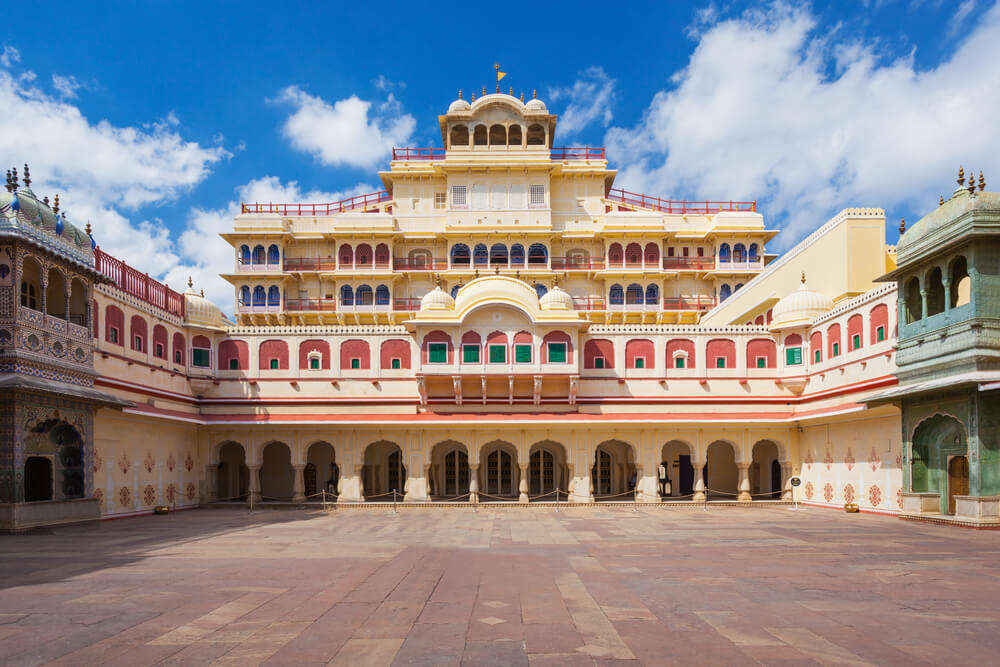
(489, 344, 507, 363)
(529, 184, 545, 207)
(463, 345, 480, 363)
(310, 357, 320, 370)
(814, 349, 821, 363)
(270, 358, 279, 370)
(434, 192, 446, 209)
(697, 247, 705, 257)
(350, 358, 361, 369)
(155, 343, 164, 358)
(133, 335, 143, 351)
(174, 350, 182, 364)
(109, 328, 119, 344)
(548, 342, 567, 363)
(876, 326, 885, 342)
(428, 342, 447, 364)
(786, 348, 802, 365)
(515, 344, 532, 363)
(675, 356, 685, 369)
(716, 357, 726, 369)
(20, 283, 36, 309)
(852, 334, 861, 350)
(594, 356, 606, 369)
(635, 357, 646, 369)
(391, 358, 401, 369)
(756, 357, 766, 369)
(451, 185, 467, 208)
(832, 342, 840, 357)
(192, 348, 210, 368)
(229, 358, 239, 370)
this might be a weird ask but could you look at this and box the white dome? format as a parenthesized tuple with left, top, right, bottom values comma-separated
(184, 287, 229, 330)
(525, 98, 547, 112)
(770, 276, 833, 331)
(447, 98, 471, 113)
(539, 284, 574, 311)
(420, 285, 455, 311)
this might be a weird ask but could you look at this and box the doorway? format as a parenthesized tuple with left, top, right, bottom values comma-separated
(947, 455, 969, 515)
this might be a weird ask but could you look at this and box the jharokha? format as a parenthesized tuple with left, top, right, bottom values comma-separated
(1, 90, 998, 531)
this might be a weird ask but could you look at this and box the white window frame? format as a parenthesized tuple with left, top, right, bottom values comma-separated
(529, 184, 545, 208)
(547, 341, 568, 363)
(451, 185, 467, 208)
(427, 342, 448, 364)
(434, 192, 447, 209)
(593, 356, 606, 369)
(306, 350, 323, 370)
(672, 351, 688, 368)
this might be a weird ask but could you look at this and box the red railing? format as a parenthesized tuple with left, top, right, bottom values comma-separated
(663, 296, 717, 310)
(94, 248, 185, 318)
(283, 257, 337, 272)
(572, 296, 607, 311)
(284, 298, 337, 312)
(393, 257, 449, 270)
(393, 298, 422, 312)
(551, 257, 606, 270)
(241, 191, 391, 216)
(550, 147, 605, 160)
(392, 147, 446, 160)
(663, 257, 716, 270)
(607, 188, 756, 215)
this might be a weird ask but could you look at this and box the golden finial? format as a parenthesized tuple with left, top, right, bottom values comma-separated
(509, 86, 513, 95)
(482, 85, 486, 96)
(53, 193, 59, 214)
(957, 166, 965, 186)
(939, 195, 944, 206)
(899, 217, 905, 234)
(532, 89, 537, 99)
(552, 273, 560, 287)
(968, 173, 976, 194)
(979, 171, 986, 191)
(520, 91, 524, 102)
(200, 288, 204, 297)
(471, 91, 476, 101)
(22, 163, 30, 188)
(458, 89, 462, 99)
(434, 273, 442, 288)
(188, 276, 193, 289)
(85, 221, 91, 235)
(800, 271, 806, 284)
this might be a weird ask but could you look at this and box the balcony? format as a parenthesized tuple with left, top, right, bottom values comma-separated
(236, 261, 282, 273)
(391, 146, 605, 161)
(606, 188, 757, 215)
(663, 257, 715, 271)
(663, 296, 717, 311)
(551, 257, 606, 270)
(604, 261, 659, 271)
(237, 302, 282, 314)
(392, 147, 446, 160)
(713, 260, 764, 273)
(393, 257, 449, 271)
(240, 190, 391, 216)
(607, 302, 662, 313)
(283, 298, 337, 312)
(549, 147, 605, 161)
(572, 296, 607, 311)
(283, 258, 392, 272)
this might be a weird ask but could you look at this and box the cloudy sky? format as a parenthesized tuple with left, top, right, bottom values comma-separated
(2, 0, 996, 309)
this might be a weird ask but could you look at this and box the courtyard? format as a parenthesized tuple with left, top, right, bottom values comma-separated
(0, 507, 999, 665)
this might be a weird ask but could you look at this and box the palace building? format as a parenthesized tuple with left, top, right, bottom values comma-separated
(1, 90, 997, 530)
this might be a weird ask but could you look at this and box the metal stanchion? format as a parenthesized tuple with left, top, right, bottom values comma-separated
(392, 489, 398, 514)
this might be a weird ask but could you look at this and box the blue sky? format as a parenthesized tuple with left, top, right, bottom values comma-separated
(2, 0, 997, 305)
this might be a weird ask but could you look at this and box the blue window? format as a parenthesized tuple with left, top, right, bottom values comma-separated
(490, 243, 508, 264)
(252, 245, 265, 264)
(719, 284, 732, 301)
(510, 244, 525, 264)
(473, 243, 488, 265)
(626, 283, 643, 304)
(375, 284, 390, 305)
(748, 243, 759, 261)
(267, 286, 280, 306)
(356, 284, 373, 305)
(267, 244, 280, 264)
(451, 284, 461, 298)
(719, 244, 731, 262)
(735, 283, 744, 291)
(528, 243, 547, 265)
(340, 285, 354, 306)
(239, 285, 250, 305)
(451, 243, 470, 265)
(252, 286, 266, 306)
(734, 244, 747, 262)
(534, 283, 548, 298)
(645, 284, 659, 305)
(239, 245, 250, 264)
(609, 284, 624, 305)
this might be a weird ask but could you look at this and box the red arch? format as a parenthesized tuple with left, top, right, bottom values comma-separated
(380, 339, 411, 369)
(355, 243, 373, 266)
(172, 332, 186, 365)
(338, 244, 353, 266)
(129, 315, 148, 352)
(707, 339, 735, 368)
(542, 331, 573, 362)
(784, 333, 803, 346)
(870, 303, 889, 343)
(584, 339, 614, 368)
(104, 305, 123, 346)
(666, 338, 695, 369)
(152, 324, 168, 359)
(810, 331, 823, 362)
(746, 338, 776, 368)
(607, 243, 623, 265)
(827, 323, 842, 357)
(643, 242, 660, 265)
(299, 339, 330, 370)
(340, 339, 370, 369)
(625, 339, 654, 369)
(422, 330, 454, 364)
(218, 339, 248, 370)
(847, 314, 863, 351)
(259, 339, 289, 370)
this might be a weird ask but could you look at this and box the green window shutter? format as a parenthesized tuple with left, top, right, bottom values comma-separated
(756, 357, 766, 368)
(675, 357, 685, 369)
(716, 357, 726, 368)
(635, 357, 645, 369)
(489, 345, 506, 363)
(814, 349, 821, 363)
(877, 326, 885, 342)
(391, 358, 401, 369)
(428, 343, 447, 363)
(548, 343, 566, 363)
(310, 357, 320, 369)
(463, 345, 480, 363)
(350, 358, 360, 369)
(786, 347, 802, 365)
(833, 342, 840, 356)
(192, 348, 210, 367)
(229, 358, 239, 370)
(852, 334, 861, 350)
(515, 344, 532, 363)
(270, 358, 279, 369)
(594, 357, 605, 369)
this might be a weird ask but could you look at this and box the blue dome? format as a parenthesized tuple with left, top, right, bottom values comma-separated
(55, 215, 64, 235)
(10, 194, 18, 212)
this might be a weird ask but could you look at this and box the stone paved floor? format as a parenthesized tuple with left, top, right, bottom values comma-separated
(1, 506, 1000, 666)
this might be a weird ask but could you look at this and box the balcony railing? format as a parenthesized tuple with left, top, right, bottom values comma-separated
(241, 191, 390, 216)
(284, 298, 337, 312)
(393, 257, 449, 271)
(550, 147, 605, 160)
(282, 258, 392, 272)
(236, 261, 282, 272)
(551, 257, 606, 270)
(236, 303, 282, 314)
(94, 247, 185, 318)
(572, 296, 607, 311)
(714, 260, 764, 271)
(663, 257, 716, 270)
(607, 188, 756, 215)
(393, 298, 422, 312)
(605, 261, 657, 270)
(663, 296, 717, 310)
(392, 147, 446, 160)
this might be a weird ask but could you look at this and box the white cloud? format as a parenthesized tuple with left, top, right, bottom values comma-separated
(0, 45, 19, 68)
(548, 67, 615, 137)
(51, 73, 81, 99)
(605, 1, 1000, 248)
(278, 86, 415, 169)
(163, 177, 375, 309)
(949, 0, 976, 36)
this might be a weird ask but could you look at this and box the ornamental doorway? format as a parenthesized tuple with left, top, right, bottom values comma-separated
(24, 456, 53, 502)
(593, 449, 612, 496)
(443, 448, 469, 497)
(948, 455, 969, 515)
(529, 449, 554, 496)
(387, 450, 405, 496)
(484, 448, 515, 498)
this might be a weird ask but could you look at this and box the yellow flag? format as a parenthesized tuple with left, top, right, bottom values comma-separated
(497, 71, 507, 81)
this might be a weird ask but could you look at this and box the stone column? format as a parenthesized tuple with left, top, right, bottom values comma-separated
(292, 464, 306, 502)
(920, 288, 928, 319)
(737, 463, 752, 502)
(64, 290, 71, 321)
(202, 464, 217, 503)
(518, 464, 529, 503)
(692, 463, 706, 502)
(40, 271, 48, 315)
(781, 462, 793, 500)
(248, 464, 262, 503)
(469, 464, 479, 503)
(943, 277, 952, 310)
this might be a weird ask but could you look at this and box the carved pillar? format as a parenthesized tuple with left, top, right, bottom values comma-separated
(920, 288, 928, 319)
(469, 464, 479, 503)
(247, 464, 262, 502)
(292, 464, 306, 502)
(85, 296, 93, 331)
(943, 277, 952, 310)
(737, 463, 752, 502)
(692, 462, 706, 502)
(781, 462, 793, 500)
(40, 269, 48, 315)
(203, 464, 217, 503)
(356, 464, 365, 501)
(64, 288, 70, 321)
(518, 464, 529, 503)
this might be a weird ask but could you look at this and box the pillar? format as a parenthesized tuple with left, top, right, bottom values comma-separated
(469, 464, 479, 503)
(292, 464, 306, 502)
(64, 290, 70, 321)
(920, 288, 928, 319)
(692, 462, 706, 502)
(518, 464, 529, 503)
(337, 465, 363, 503)
(248, 464, 262, 502)
(781, 462, 793, 500)
(943, 277, 952, 310)
(737, 463, 751, 502)
(202, 464, 217, 503)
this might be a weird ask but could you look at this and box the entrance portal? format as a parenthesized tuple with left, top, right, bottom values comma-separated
(948, 455, 969, 515)
(24, 456, 53, 502)
(443, 449, 469, 496)
(484, 448, 515, 498)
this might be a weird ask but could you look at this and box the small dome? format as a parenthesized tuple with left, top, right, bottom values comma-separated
(420, 285, 455, 311)
(770, 276, 833, 331)
(525, 98, 547, 113)
(447, 98, 471, 113)
(539, 284, 573, 311)
(184, 285, 229, 330)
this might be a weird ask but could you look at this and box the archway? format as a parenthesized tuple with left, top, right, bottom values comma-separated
(661, 440, 694, 498)
(479, 440, 518, 500)
(911, 414, 967, 515)
(529, 440, 568, 500)
(24, 457, 53, 502)
(706, 440, 738, 499)
(430, 440, 469, 499)
(948, 456, 969, 515)
(362, 440, 406, 500)
(260, 442, 293, 501)
(46, 268, 67, 319)
(592, 440, 636, 500)
(751, 440, 781, 499)
(305, 441, 337, 500)
(28, 420, 85, 500)
(216, 442, 248, 501)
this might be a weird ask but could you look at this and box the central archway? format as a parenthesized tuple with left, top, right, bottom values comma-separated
(430, 440, 469, 499)
(592, 440, 636, 500)
(479, 440, 519, 501)
(911, 414, 967, 515)
(217, 442, 248, 501)
(362, 440, 406, 500)
(661, 440, 694, 499)
(305, 441, 337, 500)
(706, 440, 738, 499)
(260, 441, 293, 501)
(528, 440, 568, 500)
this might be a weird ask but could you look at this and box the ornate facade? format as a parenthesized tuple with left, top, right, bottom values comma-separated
(4, 91, 997, 529)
